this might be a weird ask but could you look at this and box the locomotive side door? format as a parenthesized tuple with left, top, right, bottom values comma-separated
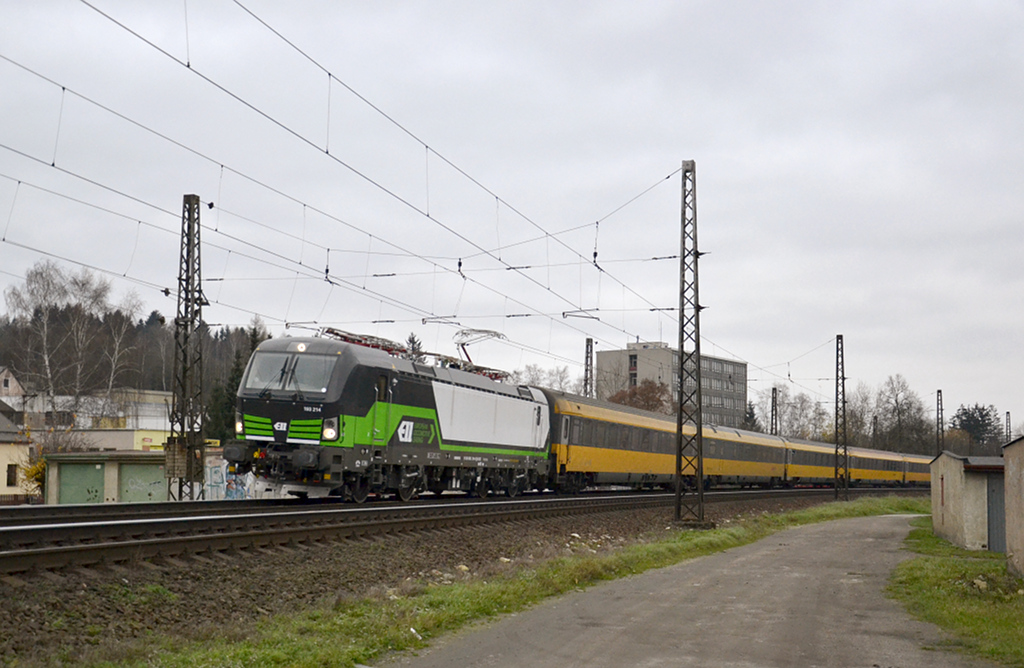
(372, 374, 391, 445)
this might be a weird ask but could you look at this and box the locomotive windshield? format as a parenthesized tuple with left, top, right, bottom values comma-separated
(241, 351, 338, 396)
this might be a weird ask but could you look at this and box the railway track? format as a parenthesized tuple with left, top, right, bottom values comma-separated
(0, 487, 920, 575)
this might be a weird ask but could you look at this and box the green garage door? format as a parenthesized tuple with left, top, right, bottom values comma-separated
(58, 463, 105, 504)
(119, 463, 167, 503)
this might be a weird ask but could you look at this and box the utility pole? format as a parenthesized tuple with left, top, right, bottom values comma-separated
(834, 334, 848, 501)
(674, 160, 708, 525)
(936, 390, 944, 456)
(583, 338, 594, 398)
(166, 194, 207, 501)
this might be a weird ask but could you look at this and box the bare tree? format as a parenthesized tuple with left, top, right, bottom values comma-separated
(845, 381, 875, 448)
(787, 392, 830, 440)
(64, 267, 111, 411)
(100, 291, 142, 418)
(508, 364, 577, 393)
(755, 383, 828, 440)
(5, 261, 68, 413)
(545, 366, 573, 392)
(595, 358, 628, 400)
(875, 374, 929, 453)
(136, 311, 172, 391)
(510, 364, 547, 387)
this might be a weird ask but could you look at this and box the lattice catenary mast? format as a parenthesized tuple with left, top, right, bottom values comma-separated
(165, 194, 207, 501)
(770, 386, 779, 436)
(674, 160, 706, 524)
(583, 338, 594, 398)
(834, 334, 848, 501)
(936, 389, 944, 456)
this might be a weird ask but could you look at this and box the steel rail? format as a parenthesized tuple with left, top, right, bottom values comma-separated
(0, 493, 663, 574)
(0, 487, 922, 575)
(0, 496, 346, 528)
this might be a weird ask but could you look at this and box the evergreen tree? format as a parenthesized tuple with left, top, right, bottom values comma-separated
(740, 401, 763, 432)
(404, 332, 426, 363)
(206, 348, 247, 444)
(949, 403, 1002, 454)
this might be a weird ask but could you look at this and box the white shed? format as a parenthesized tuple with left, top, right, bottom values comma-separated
(931, 451, 1005, 551)
(1004, 437, 1024, 575)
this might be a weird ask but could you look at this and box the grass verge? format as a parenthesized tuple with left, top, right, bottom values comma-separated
(94, 495, 929, 668)
(887, 516, 1024, 666)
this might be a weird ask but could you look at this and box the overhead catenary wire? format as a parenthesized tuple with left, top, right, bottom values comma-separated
(0, 148, 633, 370)
(0, 8, 784, 378)
(74, 1, 601, 318)
(73, 1, 681, 332)
(3, 119, 805, 392)
(0, 48, 661, 352)
(0, 161, 619, 370)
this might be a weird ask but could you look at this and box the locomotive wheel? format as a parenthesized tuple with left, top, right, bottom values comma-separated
(396, 482, 417, 502)
(349, 476, 370, 504)
(474, 477, 490, 498)
(505, 475, 521, 498)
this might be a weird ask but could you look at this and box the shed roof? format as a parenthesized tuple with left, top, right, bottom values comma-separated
(1004, 435, 1024, 451)
(931, 450, 1004, 473)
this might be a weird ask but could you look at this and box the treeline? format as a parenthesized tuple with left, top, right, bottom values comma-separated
(749, 376, 1007, 457)
(2, 262, 1011, 457)
(573, 370, 1008, 458)
(0, 260, 267, 443)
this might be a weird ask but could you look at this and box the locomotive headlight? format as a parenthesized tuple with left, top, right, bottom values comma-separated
(235, 411, 244, 435)
(322, 417, 339, 441)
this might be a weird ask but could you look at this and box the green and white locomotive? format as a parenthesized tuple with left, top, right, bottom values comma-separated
(224, 332, 553, 501)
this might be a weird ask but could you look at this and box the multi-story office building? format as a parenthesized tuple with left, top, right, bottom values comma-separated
(595, 341, 747, 427)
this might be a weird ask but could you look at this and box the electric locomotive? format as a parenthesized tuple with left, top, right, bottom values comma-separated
(224, 334, 553, 501)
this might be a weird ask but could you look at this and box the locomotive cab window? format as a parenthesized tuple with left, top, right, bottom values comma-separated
(376, 375, 389, 402)
(242, 351, 337, 396)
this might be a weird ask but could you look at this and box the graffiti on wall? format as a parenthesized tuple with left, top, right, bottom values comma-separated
(124, 476, 164, 500)
(204, 457, 254, 500)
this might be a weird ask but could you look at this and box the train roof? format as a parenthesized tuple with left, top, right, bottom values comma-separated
(543, 389, 927, 461)
(253, 336, 544, 402)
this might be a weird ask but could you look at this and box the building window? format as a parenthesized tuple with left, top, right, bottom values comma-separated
(628, 354, 637, 371)
(2, 378, 8, 389)
(6, 464, 16, 487)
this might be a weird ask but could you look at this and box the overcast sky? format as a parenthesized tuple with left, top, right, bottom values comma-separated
(1, 1, 1021, 429)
